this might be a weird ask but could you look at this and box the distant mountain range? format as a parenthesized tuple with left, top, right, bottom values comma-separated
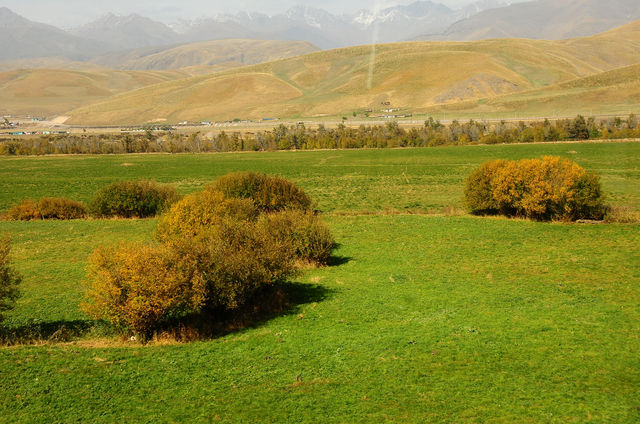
(2, 0, 640, 65)
(1, 1, 514, 62)
(415, 0, 640, 40)
(0, 7, 108, 61)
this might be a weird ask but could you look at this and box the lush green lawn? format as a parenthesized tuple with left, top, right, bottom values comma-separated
(1, 141, 639, 214)
(1, 143, 639, 422)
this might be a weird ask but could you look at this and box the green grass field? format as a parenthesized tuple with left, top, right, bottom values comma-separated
(1, 142, 639, 422)
(2, 142, 639, 214)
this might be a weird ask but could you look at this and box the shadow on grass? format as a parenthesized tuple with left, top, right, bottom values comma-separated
(0, 282, 333, 346)
(327, 255, 353, 267)
(157, 282, 333, 343)
(0, 319, 109, 346)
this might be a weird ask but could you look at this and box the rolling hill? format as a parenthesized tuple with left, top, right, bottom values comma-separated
(90, 40, 320, 71)
(421, 63, 640, 118)
(0, 40, 322, 117)
(65, 21, 640, 125)
(0, 69, 190, 117)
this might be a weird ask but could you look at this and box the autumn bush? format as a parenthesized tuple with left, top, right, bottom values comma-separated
(463, 160, 509, 216)
(260, 210, 336, 265)
(84, 174, 335, 338)
(465, 156, 607, 221)
(83, 220, 297, 338)
(211, 172, 313, 212)
(82, 243, 207, 337)
(156, 189, 258, 242)
(8, 198, 87, 220)
(0, 237, 21, 323)
(7, 199, 40, 221)
(89, 180, 180, 218)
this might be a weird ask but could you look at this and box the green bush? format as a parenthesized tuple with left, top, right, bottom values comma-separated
(211, 172, 313, 212)
(172, 219, 297, 311)
(89, 180, 180, 218)
(465, 156, 606, 221)
(0, 237, 21, 323)
(260, 210, 336, 265)
(8, 198, 87, 221)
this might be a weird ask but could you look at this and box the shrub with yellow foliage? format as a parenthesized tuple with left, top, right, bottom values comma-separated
(0, 237, 22, 323)
(84, 173, 334, 338)
(8, 198, 87, 221)
(156, 189, 258, 242)
(465, 156, 607, 221)
(82, 243, 207, 337)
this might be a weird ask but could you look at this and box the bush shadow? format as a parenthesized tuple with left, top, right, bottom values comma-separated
(0, 319, 101, 346)
(327, 255, 353, 267)
(326, 242, 353, 267)
(0, 282, 334, 347)
(157, 282, 333, 343)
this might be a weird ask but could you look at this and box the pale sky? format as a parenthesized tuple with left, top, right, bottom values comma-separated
(0, 0, 524, 27)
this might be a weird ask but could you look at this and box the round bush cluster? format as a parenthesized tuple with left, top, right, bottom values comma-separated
(83, 172, 335, 338)
(89, 180, 180, 218)
(464, 156, 607, 221)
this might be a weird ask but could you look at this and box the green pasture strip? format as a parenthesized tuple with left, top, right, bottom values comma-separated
(1, 142, 639, 215)
(1, 216, 639, 422)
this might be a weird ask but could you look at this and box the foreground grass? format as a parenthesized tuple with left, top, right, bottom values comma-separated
(1, 143, 638, 422)
(1, 141, 639, 214)
(1, 215, 639, 422)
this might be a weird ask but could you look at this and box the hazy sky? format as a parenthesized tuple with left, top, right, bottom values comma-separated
(0, 0, 519, 27)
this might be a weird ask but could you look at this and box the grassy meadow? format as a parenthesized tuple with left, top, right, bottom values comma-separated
(1, 141, 639, 422)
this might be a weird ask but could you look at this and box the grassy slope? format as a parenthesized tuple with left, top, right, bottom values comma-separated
(0, 68, 191, 117)
(91, 39, 320, 71)
(66, 21, 640, 125)
(0, 141, 639, 422)
(0, 40, 320, 118)
(423, 64, 640, 118)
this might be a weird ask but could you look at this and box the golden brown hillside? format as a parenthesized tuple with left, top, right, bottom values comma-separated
(0, 68, 190, 117)
(91, 39, 320, 72)
(421, 63, 640, 118)
(57, 21, 640, 124)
